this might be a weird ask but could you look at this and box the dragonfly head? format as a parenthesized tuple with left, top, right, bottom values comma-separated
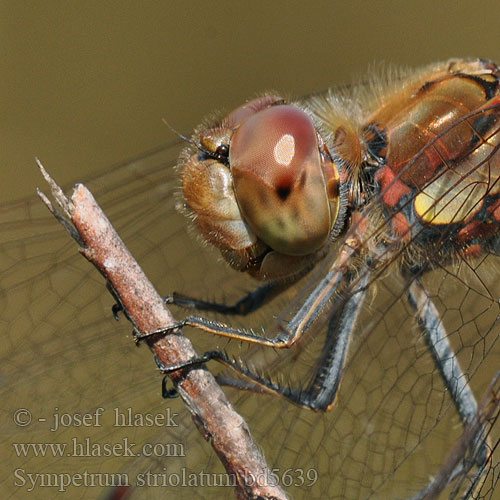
(179, 96, 346, 280)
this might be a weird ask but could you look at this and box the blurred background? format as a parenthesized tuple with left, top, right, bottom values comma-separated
(1, 0, 499, 202)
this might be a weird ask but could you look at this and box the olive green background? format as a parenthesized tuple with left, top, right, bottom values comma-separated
(1, 0, 499, 202)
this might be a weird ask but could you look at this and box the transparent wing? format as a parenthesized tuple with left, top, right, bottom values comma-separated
(0, 141, 232, 499)
(1, 103, 500, 500)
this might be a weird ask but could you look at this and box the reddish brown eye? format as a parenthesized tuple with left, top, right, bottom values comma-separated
(229, 105, 332, 255)
(224, 96, 284, 129)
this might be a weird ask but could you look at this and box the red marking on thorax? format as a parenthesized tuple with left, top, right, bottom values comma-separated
(488, 198, 500, 222)
(390, 212, 411, 242)
(375, 166, 411, 207)
(458, 219, 499, 244)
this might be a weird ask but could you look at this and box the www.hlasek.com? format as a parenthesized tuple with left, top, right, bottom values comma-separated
(13, 467, 319, 492)
(13, 436, 185, 459)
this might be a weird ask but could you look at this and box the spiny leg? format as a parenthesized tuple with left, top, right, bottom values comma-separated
(298, 271, 369, 410)
(136, 222, 364, 348)
(112, 281, 288, 322)
(137, 269, 344, 349)
(166, 281, 289, 316)
(407, 279, 490, 482)
(158, 272, 369, 410)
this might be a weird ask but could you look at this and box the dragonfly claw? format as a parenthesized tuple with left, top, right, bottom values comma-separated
(111, 302, 123, 321)
(161, 376, 179, 399)
(133, 321, 187, 345)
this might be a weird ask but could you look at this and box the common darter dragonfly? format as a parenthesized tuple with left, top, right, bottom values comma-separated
(2, 58, 500, 499)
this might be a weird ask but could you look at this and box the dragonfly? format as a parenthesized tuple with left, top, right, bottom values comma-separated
(1, 58, 500, 500)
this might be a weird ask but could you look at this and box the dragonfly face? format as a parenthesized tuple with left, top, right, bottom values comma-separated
(2, 58, 499, 499)
(181, 95, 344, 281)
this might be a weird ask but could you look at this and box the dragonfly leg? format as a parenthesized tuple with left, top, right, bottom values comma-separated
(407, 280, 490, 473)
(158, 272, 369, 411)
(135, 270, 344, 348)
(165, 281, 289, 316)
(111, 282, 288, 322)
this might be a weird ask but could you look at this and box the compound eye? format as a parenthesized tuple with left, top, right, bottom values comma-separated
(229, 105, 331, 255)
(224, 95, 283, 129)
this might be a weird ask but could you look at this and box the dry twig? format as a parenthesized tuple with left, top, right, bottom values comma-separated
(37, 159, 288, 500)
